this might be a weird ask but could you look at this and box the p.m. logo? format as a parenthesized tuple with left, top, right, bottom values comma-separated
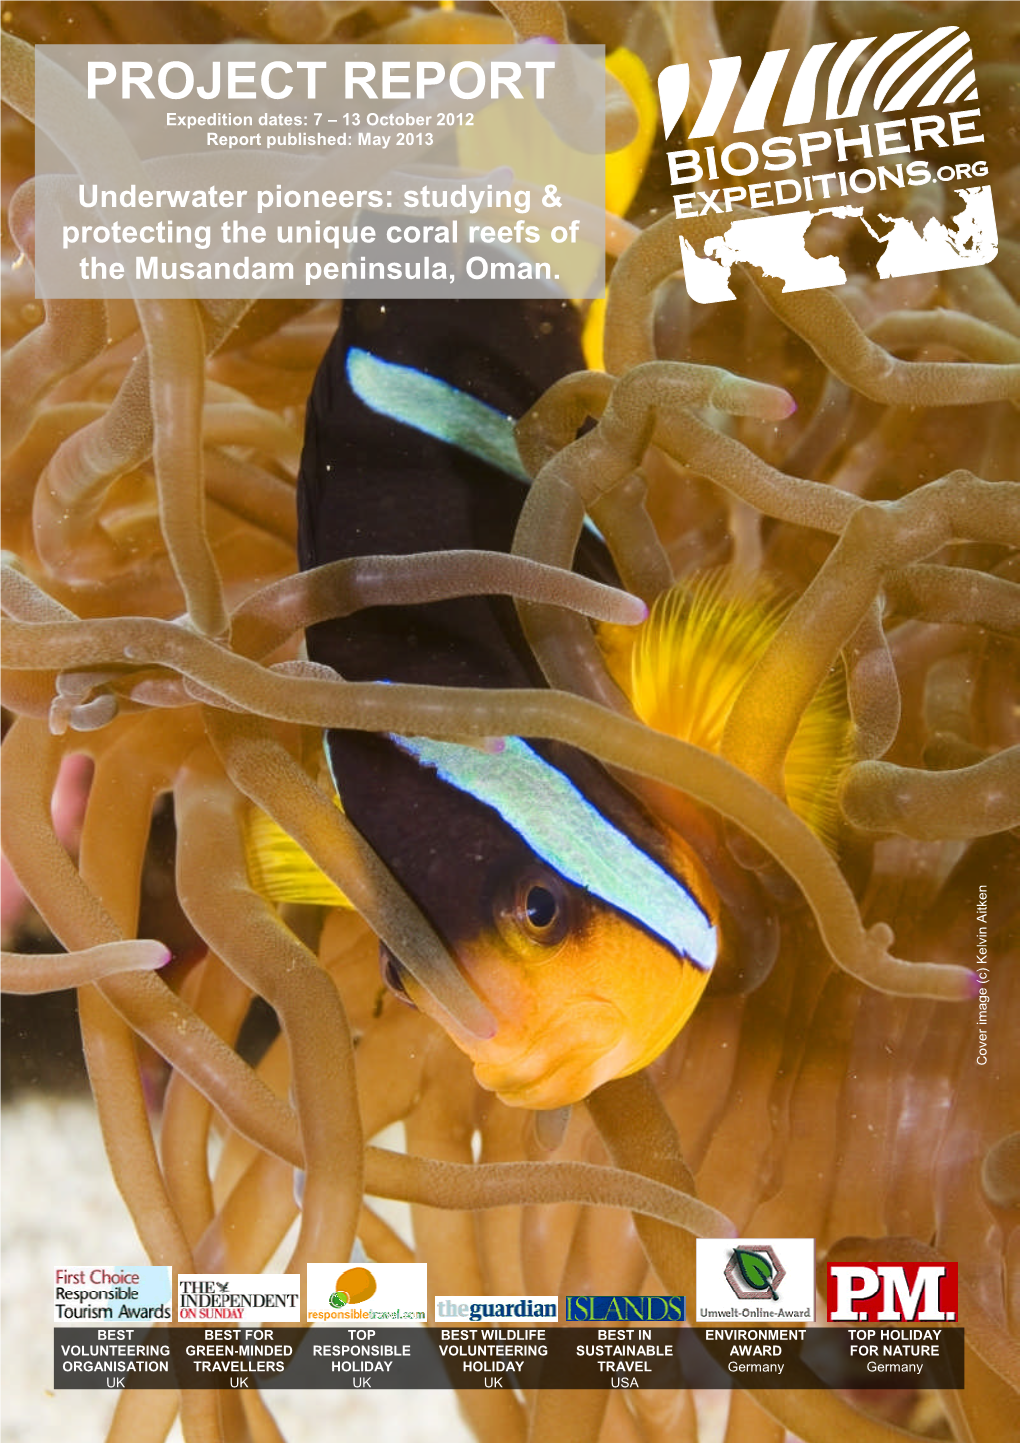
(827, 1262, 959, 1323)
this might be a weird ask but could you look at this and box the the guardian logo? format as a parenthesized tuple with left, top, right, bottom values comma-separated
(657, 25, 997, 302)
(435, 1295, 558, 1323)
(827, 1262, 959, 1323)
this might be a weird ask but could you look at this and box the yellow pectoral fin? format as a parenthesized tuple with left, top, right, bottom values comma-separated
(243, 805, 353, 908)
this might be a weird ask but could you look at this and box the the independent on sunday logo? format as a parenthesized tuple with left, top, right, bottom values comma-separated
(657, 24, 997, 302)
(177, 1273, 301, 1323)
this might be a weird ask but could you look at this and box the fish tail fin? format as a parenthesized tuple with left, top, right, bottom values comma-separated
(598, 570, 853, 848)
(243, 804, 354, 908)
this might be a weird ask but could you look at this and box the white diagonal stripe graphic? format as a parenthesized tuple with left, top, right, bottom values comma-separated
(873, 26, 962, 109)
(783, 41, 836, 126)
(732, 48, 788, 133)
(664, 25, 979, 139)
(882, 30, 972, 111)
(687, 55, 743, 139)
(827, 31, 919, 121)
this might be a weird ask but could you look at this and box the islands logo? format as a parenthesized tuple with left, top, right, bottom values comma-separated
(696, 1238, 815, 1323)
(305, 1262, 427, 1326)
(827, 1261, 959, 1323)
(657, 24, 998, 303)
(564, 1295, 685, 1323)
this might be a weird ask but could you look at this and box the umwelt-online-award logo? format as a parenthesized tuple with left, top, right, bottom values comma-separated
(658, 24, 998, 303)
(696, 1239, 816, 1323)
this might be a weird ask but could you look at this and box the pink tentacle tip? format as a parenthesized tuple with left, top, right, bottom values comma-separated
(483, 736, 508, 754)
(451, 997, 498, 1042)
(623, 596, 650, 625)
(967, 970, 983, 1000)
(755, 386, 797, 422)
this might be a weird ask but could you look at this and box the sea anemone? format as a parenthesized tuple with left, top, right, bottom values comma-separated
(2, 4, 1018, 1443)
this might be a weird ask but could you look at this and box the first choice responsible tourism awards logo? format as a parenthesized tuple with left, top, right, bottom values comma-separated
(657, 24, 997, 302)
(696, 1239, 815, 1322)
(54, 1265, 172, 1323)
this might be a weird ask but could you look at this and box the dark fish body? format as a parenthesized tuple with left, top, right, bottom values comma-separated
(298, 298, 593, 689)
(296, 299, 717, 1108)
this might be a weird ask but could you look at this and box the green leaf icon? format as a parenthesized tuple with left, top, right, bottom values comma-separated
(734, 1249, 777, 1298)
(329, 1291, 350, 1308)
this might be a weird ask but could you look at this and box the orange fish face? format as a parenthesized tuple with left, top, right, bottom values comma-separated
(391, 831, 718, 1110)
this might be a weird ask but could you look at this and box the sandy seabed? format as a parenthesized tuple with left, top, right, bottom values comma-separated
(0, 1095, 476, 1443)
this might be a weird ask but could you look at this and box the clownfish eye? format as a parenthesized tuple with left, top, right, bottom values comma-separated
(379, 944, 416, 1009)
(494, 868, 572, 951)
(525, 885, 558, 930)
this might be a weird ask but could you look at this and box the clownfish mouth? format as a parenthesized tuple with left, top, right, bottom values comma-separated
(470, 996, 634, 1110)
(381, 942, 636, 1109)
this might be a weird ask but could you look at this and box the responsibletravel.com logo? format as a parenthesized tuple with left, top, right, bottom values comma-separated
(657, 24, 997, 301)
(305, 1262, 428, 1324)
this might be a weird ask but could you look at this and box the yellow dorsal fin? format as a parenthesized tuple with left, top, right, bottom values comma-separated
(598, 571, 853, 849)
(582, 296, 607, 372)
(605, 47, 658, 219)
(244, 803, 353, 908)
(583, 49, 658, 373)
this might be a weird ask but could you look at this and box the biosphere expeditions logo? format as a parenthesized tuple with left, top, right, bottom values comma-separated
(657, 24, 998, 302)
(696, 1238, 815, 1322)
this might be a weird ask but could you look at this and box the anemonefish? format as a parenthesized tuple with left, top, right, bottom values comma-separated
(281, 298, 719, 1111)
(250, 299, 851, 1112)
